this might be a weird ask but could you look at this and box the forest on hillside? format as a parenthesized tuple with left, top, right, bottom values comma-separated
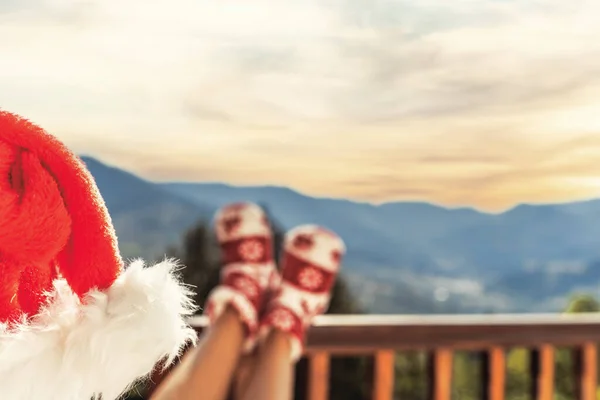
(124, 216, 600, 400)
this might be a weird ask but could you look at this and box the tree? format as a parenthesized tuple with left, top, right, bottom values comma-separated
(394, 351, 430, 400)
(565, 294, 600, 313)
(505, 348, 532, 400)
(165, 219, 221, 309)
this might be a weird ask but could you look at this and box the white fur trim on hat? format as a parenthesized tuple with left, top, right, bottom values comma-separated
(0, 259, 197, 400)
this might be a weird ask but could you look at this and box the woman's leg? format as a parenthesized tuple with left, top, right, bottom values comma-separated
(154, 202, 278, 400)
(230, 353, 258, 399)
(240, 225, 346, 400)
(151, 306, 244, 400)
(238, 331, 295, 400)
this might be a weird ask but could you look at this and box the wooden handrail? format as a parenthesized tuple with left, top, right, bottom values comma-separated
(189, 313, 600, 352)
(189, 313, 600, 327)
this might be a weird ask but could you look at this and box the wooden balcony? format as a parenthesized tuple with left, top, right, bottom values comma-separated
(152, 314, 600, 400)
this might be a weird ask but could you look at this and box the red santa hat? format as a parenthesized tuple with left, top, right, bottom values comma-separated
(0, 111, 196, 400)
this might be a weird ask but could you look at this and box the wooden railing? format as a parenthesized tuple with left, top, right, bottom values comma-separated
(158, 314, 600, 400)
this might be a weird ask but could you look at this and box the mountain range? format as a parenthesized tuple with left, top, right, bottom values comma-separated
(82, 156, 600, 314)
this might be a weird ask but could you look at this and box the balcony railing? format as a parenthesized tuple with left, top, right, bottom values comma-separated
(150, 314, 600, 400)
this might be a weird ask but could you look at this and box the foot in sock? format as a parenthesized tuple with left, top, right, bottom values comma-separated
(259, 225, 345, 361)
(204, 202, 278, 351)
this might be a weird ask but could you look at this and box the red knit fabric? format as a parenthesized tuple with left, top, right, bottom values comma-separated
(0, 261, 22, 322)
(0, 111, 122, 322)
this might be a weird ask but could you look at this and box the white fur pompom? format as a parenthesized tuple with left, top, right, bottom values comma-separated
(0, 259, 197, 400)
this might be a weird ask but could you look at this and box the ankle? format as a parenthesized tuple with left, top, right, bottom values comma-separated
(221, 305, 248, 334)
(263, 330, 294, 359)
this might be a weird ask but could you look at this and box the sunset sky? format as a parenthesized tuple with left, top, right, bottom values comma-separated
(1, 0, 600, 211)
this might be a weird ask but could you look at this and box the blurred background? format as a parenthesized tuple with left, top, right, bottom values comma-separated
(2, 1, 600, 399)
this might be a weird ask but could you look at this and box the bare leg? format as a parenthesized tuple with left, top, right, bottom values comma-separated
(231, 353, 257, 399)
(151, 307, 244, 400)
(239, 331, 295, 400)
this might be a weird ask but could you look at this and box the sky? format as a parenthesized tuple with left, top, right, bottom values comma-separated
(1, 0, 600, 211)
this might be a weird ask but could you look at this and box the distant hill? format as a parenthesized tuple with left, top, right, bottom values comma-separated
(161, 182, 437, 271)
(162, 182, 600, 275)
(83, 157, 600, 313)
(81, 156, 213, 258)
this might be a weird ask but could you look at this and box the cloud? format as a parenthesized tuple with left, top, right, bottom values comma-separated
(1, 0, 600, 210)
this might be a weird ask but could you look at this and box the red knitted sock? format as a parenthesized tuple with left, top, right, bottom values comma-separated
(204, 202, 277, 352)
(259, 225, 345, 361)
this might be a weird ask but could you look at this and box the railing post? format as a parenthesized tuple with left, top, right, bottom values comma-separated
(427, 348, 453, 400)
(307, 352, 330, 400)
(529, 345, 555, 400)
(372, 350, 395, 400)
(574, 342, 597, 400)
(482, 347, 506, 400)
